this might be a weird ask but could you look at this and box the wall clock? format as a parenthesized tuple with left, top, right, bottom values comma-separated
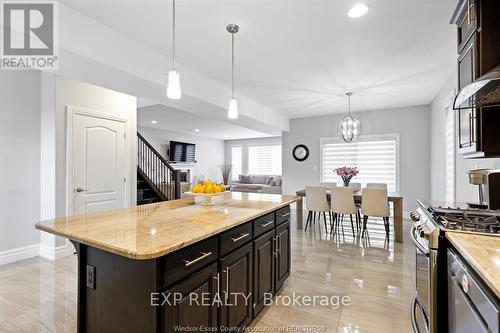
(292, 144, 309, 162)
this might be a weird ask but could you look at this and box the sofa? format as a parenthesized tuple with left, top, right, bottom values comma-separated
(231, 174, 282, 194)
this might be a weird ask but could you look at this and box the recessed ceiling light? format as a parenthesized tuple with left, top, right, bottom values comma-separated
(224, 135, 229, 138)
(348, 4, 368, 18)
(195, 128, 200, 132)
(151, 120, 158, 124)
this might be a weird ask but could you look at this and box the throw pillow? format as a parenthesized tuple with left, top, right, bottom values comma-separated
(239, 174, 252, 184)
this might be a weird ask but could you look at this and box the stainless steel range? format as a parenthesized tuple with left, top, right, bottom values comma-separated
(409, 201, 500, 333)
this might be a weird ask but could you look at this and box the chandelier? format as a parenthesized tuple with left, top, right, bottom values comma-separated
(338, 92, 361, 143)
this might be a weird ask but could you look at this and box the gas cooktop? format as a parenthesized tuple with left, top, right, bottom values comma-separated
(428, 205, 500, 235)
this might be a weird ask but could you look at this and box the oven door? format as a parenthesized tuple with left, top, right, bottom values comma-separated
(411, 226, 430, 333)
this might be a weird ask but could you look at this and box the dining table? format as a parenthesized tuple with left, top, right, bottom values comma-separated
(295, 189, 404, 243)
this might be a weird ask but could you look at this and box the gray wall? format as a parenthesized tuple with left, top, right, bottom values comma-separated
(224, 137, 282, 181)
(282, 105, 431, 212)
(139, 126, 226, 183)
(0, 72, 41, 252)
(430, 72, 500, 203)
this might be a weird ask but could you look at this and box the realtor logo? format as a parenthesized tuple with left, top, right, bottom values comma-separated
(1, 1, 59, 70)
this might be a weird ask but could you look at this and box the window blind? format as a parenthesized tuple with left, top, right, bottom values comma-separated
(248, 145, 282, 175)
(321, 137, 398, 192)
(445, 105, 456, 202)
(231, 146, 242, 180)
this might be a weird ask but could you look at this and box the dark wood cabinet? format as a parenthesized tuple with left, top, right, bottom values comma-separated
(253, 230, 275, 316)
(275, 221, 291, 292)
(219, 243, 253, 330)
(452, 0, 500, 158)
(163, 263, 218, 333)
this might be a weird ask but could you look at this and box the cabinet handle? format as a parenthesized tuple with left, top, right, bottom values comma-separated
(260, 220, 274, 228)
(278, 235, 282, 255)
(468, 112, 473, 146)
(183, 251, 212, 267)
(225, 267, 230, 296)
(467, 0, 471, 25)
(213, 273, 220, 303)
(231, 233, 250, 243)
(272, 237, 278, 258)
(280, 212, 291, 218)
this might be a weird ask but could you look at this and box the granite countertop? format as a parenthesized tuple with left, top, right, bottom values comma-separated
(446, 232, 500, 299)
(36, 192, 299, 260)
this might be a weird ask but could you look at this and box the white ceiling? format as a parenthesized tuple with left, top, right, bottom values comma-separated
(138, 103, 271, 140)
(62, 0, 457, 118)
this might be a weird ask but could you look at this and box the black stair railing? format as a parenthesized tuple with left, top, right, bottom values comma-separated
(137, 132, 180, 201)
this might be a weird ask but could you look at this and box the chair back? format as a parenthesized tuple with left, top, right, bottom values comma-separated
(349, 182, 362, 192)
(320, 182, 337, 188)
(366, 183, 388, 189)
(361, 188, 390, 217)
(331, 187, 357, 214)
(305, 186, 330, 212)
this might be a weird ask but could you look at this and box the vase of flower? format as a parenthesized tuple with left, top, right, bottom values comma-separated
(334, 166, 359, 187)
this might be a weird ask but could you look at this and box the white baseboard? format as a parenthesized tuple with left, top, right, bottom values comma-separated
(39, 243, 69, 261)
(0, 244, 40, 266)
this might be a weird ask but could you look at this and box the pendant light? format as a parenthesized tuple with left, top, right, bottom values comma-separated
(338, 92, 361, 143)
(167, 0, 181, 99)
(227, 24, 239, 119)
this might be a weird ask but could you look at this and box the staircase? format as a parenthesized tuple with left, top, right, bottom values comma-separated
(137, 132, 180, 205)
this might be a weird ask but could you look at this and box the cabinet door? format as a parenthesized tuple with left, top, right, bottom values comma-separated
(457, 36, 479, 151)
(253, 230, 275, 317)
(275, 221, 291, 292)
(456, 0, 477, 52)
(219, 242, 253, 330)
(163, 263, 218, 333)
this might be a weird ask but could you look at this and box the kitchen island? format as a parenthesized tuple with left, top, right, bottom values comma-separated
(36, 192, 299, 333)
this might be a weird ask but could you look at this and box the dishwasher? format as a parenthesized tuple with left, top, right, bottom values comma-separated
(447, 249, 500, 333)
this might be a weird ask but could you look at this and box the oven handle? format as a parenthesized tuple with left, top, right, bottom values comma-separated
(411, 296, 429, 333)
(410, 226, 430, 255)
(450, 275, 489, 332)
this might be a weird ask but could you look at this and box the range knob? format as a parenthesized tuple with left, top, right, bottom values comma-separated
(410, 211, 421, 222)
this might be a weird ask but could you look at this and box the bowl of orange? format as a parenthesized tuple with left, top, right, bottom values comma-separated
(185, 181, 229, 206)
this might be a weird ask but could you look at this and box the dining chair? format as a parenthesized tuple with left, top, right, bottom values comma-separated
(330, 187, 359, 237)
(366, 183, 388, 189)
(320, 182, 337, 188)
(360, 188, 390, 239)
(305, 186, 330, 232)
(349, 182, 362, 192)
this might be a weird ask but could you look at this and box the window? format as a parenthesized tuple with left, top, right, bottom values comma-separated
(321, 136, 398, 192)
(445, 101, 456, 202)
(248, 145, 282, 175)
(231, 146, 242, 180)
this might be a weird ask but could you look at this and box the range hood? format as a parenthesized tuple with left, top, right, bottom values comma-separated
(453, 65, 500, 110)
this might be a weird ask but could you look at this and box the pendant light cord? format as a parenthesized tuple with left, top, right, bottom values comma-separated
(172, 0, 176, 71)
(231, 32, 235, 99)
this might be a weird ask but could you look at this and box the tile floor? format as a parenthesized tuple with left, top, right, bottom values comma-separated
(0, 211, 415, 333)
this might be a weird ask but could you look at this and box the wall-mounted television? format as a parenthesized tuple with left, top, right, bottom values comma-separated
(169, 141, 196, 163)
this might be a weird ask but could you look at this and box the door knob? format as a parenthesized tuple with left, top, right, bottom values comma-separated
(76, 187, 86, 192)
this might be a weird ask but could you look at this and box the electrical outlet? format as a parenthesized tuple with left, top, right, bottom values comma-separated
(86, 265, 96, 289)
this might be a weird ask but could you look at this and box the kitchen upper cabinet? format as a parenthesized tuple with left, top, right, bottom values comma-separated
(253, 230, 275, 317)
(457, 36, 479, 153)
(451, 0, 500, 158)
(163, 263, 218, 333)
(219, 243, 253, 330)
(275, 221, 291, 292)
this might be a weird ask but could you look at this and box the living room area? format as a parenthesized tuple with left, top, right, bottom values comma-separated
(137, 99, 284, 199)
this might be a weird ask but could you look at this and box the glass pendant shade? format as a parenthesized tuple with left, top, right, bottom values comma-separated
(228, 99, 238, 119)
(338, 115, 361, 143)
(167, 70, 181, 99)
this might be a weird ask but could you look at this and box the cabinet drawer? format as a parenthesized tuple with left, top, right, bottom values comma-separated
(220, 222, 253, 256)
(276, 206, 291, 225)
(163, 237, 218, 287)
(253, 213, 275, 237)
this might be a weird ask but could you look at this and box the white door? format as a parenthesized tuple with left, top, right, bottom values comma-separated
(72, 112, 127, 215)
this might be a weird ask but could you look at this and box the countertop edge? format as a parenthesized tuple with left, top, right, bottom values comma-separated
(445, 232, 500, 300)
(36, 197, 300, 260)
